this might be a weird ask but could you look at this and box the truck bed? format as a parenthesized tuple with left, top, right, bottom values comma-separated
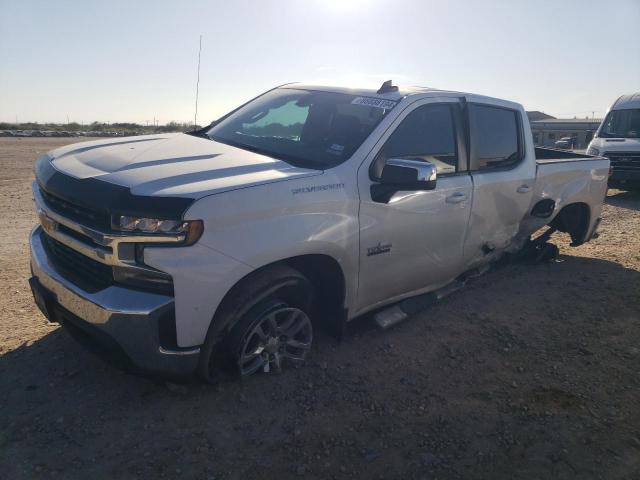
(535, 146, 596, 164)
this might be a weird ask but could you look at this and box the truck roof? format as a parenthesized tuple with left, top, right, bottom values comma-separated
(284, 82, 522, 110)
(612, 92, 640, 110)
(285, 83, 449, 100)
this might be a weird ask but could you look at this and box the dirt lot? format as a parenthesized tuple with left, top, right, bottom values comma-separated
(0, 137, 639, 480)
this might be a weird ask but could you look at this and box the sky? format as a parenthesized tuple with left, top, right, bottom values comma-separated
(1, 0, 639, 125)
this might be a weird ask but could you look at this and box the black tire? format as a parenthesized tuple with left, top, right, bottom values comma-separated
(198, 265, 314, 383)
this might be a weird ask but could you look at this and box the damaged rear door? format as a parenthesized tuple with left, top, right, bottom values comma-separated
(462, 99, 535, 268)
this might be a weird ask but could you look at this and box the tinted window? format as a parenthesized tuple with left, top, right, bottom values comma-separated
(469, 105, 520, 170)
(598, 109, 640, 138)
(379, 104, 458, 175)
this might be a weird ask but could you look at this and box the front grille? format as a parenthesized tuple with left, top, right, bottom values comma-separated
(40, 188, 111, 229)
(606, 151, 640, 171)
(41, 231, 113, 293)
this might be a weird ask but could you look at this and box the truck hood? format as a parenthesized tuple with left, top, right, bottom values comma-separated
(594, 137, 640, 153)
(47, 133, 321, 199)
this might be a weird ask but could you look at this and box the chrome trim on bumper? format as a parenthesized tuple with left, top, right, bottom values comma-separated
(30, 226, 200, 361)
(31, 225, 173, 323)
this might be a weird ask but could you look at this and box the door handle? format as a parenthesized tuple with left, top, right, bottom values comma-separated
(445, 192, 468, 204)
(517, 185, 531, 194)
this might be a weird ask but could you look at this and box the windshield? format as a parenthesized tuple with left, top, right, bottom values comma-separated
(205, 88, 397, 169)
(598, 108, 640, 138)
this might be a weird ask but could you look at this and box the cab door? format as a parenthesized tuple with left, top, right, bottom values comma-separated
(355, 98, 472, 314)
(461, 99, 536, 269)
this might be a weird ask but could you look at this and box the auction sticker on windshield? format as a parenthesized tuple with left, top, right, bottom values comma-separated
(351, 97, 398, 110)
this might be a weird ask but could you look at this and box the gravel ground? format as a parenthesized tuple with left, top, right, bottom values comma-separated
(0, 137, 639, 480)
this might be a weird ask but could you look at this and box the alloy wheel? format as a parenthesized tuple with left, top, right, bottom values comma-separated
(238, 306, 313, 376)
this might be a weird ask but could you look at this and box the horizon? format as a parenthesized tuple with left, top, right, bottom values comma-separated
(0, 108, 606, 129)
(1, 0, 638, 124)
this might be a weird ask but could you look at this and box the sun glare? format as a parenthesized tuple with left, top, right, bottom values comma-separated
(318, 0, 369, 13)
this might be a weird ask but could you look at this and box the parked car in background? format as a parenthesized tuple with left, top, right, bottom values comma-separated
(588, 92, 640, 190)
(554, 136, 574, 149)
(29, 82, 609, 382)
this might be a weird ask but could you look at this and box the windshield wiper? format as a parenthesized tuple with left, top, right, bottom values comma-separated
(186, 127, 211, 139)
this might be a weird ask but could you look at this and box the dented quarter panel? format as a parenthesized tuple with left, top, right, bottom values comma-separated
(519, 159, 609, 240)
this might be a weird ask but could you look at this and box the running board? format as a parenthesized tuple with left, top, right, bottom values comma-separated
(374, 280, 465, 329)
(373, 305, 408, 329)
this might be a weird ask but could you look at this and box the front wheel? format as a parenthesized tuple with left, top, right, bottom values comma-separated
(198, 265, 314, 382)
(231, 300, 313, 376)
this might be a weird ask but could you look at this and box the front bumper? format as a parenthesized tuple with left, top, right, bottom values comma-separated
(609, 169, 640, 188)
(29, 226, 200, 378)
(610, 169, 640, 180)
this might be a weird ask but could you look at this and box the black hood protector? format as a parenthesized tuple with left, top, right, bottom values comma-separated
(35, 155, 194, 226)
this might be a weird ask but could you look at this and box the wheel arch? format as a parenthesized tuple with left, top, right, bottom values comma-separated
(281, 254, 347, 336)
(208, 254, 348, 344)
(549, 201, 591, 246)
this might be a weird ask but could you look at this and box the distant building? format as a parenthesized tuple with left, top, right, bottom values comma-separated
(526, 111, 602, 149)
(526, 111, 555, 122)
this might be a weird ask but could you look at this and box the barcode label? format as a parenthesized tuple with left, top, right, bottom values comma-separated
(351, 97, 397, 110)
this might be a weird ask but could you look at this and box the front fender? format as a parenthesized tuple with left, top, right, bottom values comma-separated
(143, 243, 253, 348)
(176, 173, 360, 340)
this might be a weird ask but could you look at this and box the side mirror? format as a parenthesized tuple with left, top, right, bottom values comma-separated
(380, 158, 437, 190)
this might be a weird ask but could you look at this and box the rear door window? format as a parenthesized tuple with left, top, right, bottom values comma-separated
(469, 104, 521, 171)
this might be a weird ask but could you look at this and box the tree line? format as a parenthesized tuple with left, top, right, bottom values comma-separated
(0, 121, 202, 134)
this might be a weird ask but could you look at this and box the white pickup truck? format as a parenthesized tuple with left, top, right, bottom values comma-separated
(29, 82, 609, 381)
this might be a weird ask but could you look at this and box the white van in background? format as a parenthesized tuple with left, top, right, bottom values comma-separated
(587, 93, 640, 190)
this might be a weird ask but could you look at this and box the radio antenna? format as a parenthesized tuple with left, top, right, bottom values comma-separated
(193, 35, 203, 129)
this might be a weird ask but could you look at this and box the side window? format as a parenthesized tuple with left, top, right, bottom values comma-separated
(469, 104, 521, 171)
(378, 104, 459, 175)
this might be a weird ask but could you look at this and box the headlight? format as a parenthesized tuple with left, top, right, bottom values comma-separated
(112, 216, 204, 245)
(117, 216, 183, 233)
(587, 146, 600, 156)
